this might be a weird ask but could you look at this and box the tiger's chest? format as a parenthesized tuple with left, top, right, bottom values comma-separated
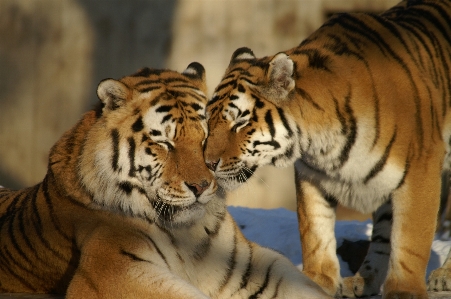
(152, 212, 238, 296)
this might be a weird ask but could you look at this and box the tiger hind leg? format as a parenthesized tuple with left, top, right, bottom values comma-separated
(342, 201, 392, 297)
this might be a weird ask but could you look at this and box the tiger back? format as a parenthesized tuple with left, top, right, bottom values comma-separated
(204, 1, 451, 298)
(0, 64, 329, 298)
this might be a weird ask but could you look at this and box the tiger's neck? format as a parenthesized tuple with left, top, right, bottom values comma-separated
(47, 109, 99, 207)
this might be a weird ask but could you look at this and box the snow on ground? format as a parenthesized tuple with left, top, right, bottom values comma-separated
(228, 206, 451, 278)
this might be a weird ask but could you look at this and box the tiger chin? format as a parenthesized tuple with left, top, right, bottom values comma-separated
(0, 63, 330, 299)
(205, 1, 451, 299)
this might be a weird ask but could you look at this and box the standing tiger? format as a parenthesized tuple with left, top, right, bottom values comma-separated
(0, 64, 330, 298)
(204, 1, 451, 298)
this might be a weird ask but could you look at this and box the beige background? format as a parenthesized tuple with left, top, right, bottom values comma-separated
(0, 0, 398, 218)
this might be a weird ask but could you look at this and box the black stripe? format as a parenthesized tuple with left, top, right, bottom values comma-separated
(182, 90, 207, 103)
(138, 86, 161, 93)
(128, 137, 136, 177)
(161, 114, 172, 123)
(229, 102, 241, 114)
(239, 241, 253, 290)
(18, 188, 38, 257)
(276, 107, 293, 137)
(117, 181, 145, 196)
(373, 212, 393, 224)
(171, 84, 200, 90)
(337, 93, 357, 167)
(343, 14, 425, 149)
(324, 194, 338, 208)
(252, 95, 265, 109)
(42, 177, 72, 241)
(395, 152, 411, 190)
(411, 4, 451, 46)
(296, 88, 324, 111)
(272, 278, 283, 298)
(149, 91, 169, 107)
(139, 231, 170, 267)
(374, 250, 390, 256)
(190, 102, 203, 111)
(0, 247, 38, 292)
(322, 33, 364, 59)
(368, 14, 417, 66)
(241, 110, 250, 118)
(294, 48, 331, 71)
(364, 129, 397, 184)
(219, 227, 238, 292)
(34, 179, 69, 262)
(163, 77, 189, 84)
(134, 78, 158, 88)
(371, 235, 390, 244)
(241, 77, 258, 86)
(209, 94, 225, 106)
(7, 193, 34, 266)
(335, 14, 391, 58)
(204, 211, 225, 237)
(333, 97, 347, 135)
(4, 190, 24, 216)
(132, 116, 144, 132)
(249, 261, 274, 299)
(111, 129, 120, 171)
(156, 105, 173, 113)
(371, 92, 381, 149)
(215, 79, 237, 94)
(265, 110, 276, 138)
(252, 140, 280, 151)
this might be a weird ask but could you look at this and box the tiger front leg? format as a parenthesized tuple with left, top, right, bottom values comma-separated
(342, 201, 392, 297)
(296, 178, 342, 297)
(382, 162, 441, 299)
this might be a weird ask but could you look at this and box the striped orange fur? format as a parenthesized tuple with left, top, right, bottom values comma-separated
(0, 63, 329, 298)
(204, 1, 451, 298)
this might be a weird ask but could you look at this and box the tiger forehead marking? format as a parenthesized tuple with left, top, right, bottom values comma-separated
(134, 91, 208, 146)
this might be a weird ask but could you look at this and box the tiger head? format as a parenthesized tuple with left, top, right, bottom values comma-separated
(78, 63, 217, 226)
(205, 48, 300, 191)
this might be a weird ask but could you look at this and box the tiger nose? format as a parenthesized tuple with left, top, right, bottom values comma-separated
(185, 180, 210, 197)
(206, 159, 219, 171)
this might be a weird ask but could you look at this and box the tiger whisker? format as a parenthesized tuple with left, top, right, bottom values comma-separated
(242, 166, 269, 189)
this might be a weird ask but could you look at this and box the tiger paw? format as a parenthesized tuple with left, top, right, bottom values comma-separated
(303, 270, 342, 297)
(427, 267, 451, 291)
(342, 273, 380, 297)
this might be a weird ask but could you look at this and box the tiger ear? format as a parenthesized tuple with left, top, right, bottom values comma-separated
(262, 53, 295, 102)
(230, 47, 256, 64)
(183, 62, 207, 94)
(97, 79, 130, 112)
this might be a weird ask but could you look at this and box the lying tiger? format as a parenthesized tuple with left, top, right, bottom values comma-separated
(204, 1, 451, 298)
(0, 64, 329, 298)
